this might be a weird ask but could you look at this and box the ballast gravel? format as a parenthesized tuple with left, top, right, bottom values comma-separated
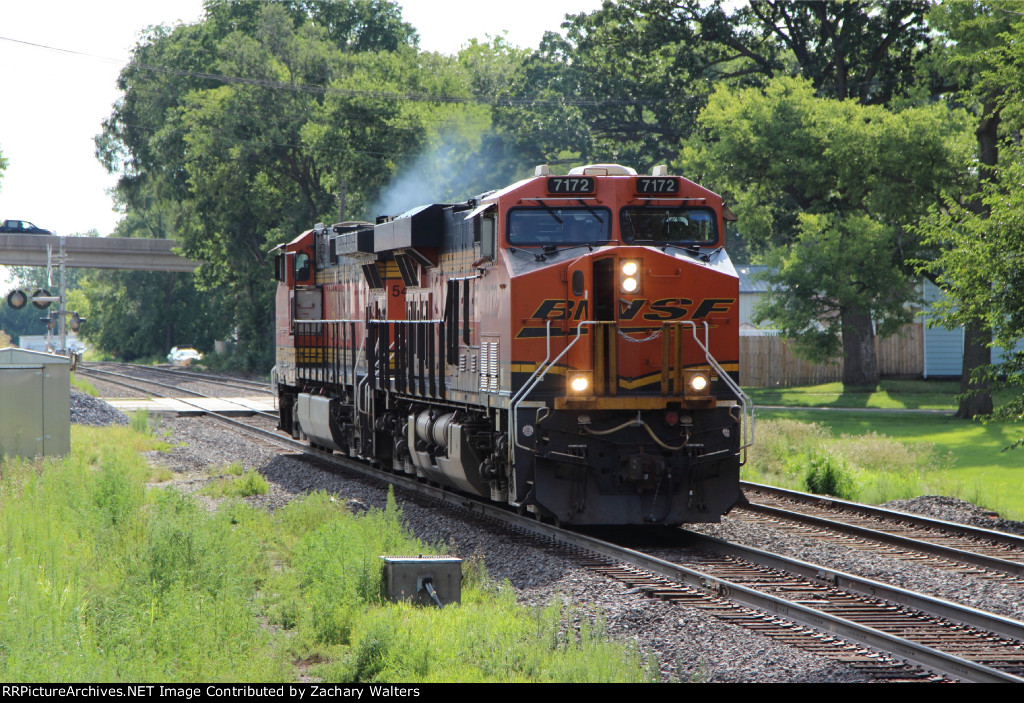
(134, 414, 876, 683)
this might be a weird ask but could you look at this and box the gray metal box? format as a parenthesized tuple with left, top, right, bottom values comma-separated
(380, 556, 462, 607)
(0, 348, 70, 458)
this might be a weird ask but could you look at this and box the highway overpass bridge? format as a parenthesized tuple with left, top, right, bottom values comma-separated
(0, 234, 199, 272)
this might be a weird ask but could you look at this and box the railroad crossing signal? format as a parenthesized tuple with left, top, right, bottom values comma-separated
(6, 288, 57, 310)
(6, 289, 27, 310)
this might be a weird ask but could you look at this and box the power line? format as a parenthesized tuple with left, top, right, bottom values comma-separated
(0, 33, 696, 107)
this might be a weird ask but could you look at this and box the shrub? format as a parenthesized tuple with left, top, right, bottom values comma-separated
(797, 451, 856, 500)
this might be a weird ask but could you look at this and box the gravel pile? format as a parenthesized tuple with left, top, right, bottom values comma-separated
(883, 495, 1024, 537)
(70, 388, 129, 426)
(143, 416, 875, 683)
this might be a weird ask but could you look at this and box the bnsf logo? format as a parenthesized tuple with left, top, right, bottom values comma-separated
(529, 298, 735, 321)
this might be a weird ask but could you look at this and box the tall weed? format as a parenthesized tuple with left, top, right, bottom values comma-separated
(745, 418, 966, 505)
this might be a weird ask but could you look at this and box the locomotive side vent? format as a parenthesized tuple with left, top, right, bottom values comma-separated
(488, 341, 499, 392)
(480, 338, 499, 392)
(479, 343, 489, 392)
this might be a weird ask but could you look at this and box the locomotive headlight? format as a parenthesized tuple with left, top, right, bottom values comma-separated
(688, 372, 709, 393)
(621, 260, 638, 276)
(621, 276, 639, 293)
(569, 374, 590, 394)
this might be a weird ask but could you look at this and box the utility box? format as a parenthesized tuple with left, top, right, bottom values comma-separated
(0, 348, 70, 459)
(380, 556, 462, 607)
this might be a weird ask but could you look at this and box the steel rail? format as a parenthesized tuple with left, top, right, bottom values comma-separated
(87, 362, 273, 395)
(677, 528, 1024, 646)
(212, 417, 1024, 682)
(742, 481, 1024, 550)
(76, 367, 278, 421)
(739, 501, 1024, 579)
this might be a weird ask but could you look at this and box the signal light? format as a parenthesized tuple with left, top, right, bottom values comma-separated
(69, 313, 84, 332)
(31, 288, 52, 310)
(7, 289, 27, 310)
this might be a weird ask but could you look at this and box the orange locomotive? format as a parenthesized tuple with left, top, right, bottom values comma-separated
(274, 163, 752, 525)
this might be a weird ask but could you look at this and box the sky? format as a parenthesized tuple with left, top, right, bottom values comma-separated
(0, 0, 605, 239)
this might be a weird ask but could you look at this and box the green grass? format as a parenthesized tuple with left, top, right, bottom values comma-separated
(747, 410, 1024, 520)
(0, 427, 654, 682)
(70, 373, 99, 397)
(746, 378, 1023, 411)
(201, 471, 270, 498)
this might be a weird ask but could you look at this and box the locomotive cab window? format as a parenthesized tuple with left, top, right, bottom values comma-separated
(294, 252, 312, 283)
(274, 253, 286, 282)
(620, 206, 717, 245)
(507, 207, 612, 246)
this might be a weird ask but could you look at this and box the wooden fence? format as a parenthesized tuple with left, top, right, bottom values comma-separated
(740, 323, 923, 387)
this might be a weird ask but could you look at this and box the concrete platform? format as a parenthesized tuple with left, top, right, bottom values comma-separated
(103, 396, 276, 416)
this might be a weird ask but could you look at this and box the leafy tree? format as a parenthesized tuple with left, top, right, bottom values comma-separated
(681, 77, 972, 385)
(491, 0, 934, 173)
(96, 1, 439, 369)
(723, 0, 934, 104)
(66, 207, 231, 361)
(919, 147, 1024, 446)
(68, 269, 231, 362)
(493, 0, 753, 169)
(915, 2, 1024, 418)
(918, 8, 1024, 433)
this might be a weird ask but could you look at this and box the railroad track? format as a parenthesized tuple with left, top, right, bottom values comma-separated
(736, 482, 1024, 580)
(75, 363, 278, 422)
(75, 368, 1024, 682)
(82, 361, 273, 397)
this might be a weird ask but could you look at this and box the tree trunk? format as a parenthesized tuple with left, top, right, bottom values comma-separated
(957, 319, 993, 419)
(953, 97, 1000, 417)
(841, 308, 879, 386)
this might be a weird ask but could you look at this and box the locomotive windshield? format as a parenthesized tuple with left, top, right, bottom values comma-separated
(507, 207, 612, 245)
(620, 206, 717, 245)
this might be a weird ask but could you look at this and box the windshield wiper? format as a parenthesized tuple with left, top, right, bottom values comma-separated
(575, 198, 604, 223)
(525, 198, 563, 224)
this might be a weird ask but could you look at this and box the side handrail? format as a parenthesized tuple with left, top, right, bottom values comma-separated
(687, 320, 754, 459)
(511, 320, 594, 458)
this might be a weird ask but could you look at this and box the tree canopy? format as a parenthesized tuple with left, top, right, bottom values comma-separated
(680, 77, 971, 385)
(94, 0, 511, 368)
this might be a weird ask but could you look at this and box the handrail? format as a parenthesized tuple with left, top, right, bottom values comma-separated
(511, 320, 595, 458)
(688, 320, 754, 459)
(508, 321, 552, 409)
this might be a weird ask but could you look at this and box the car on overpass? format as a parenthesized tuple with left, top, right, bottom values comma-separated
(0, 219, 52, 234)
